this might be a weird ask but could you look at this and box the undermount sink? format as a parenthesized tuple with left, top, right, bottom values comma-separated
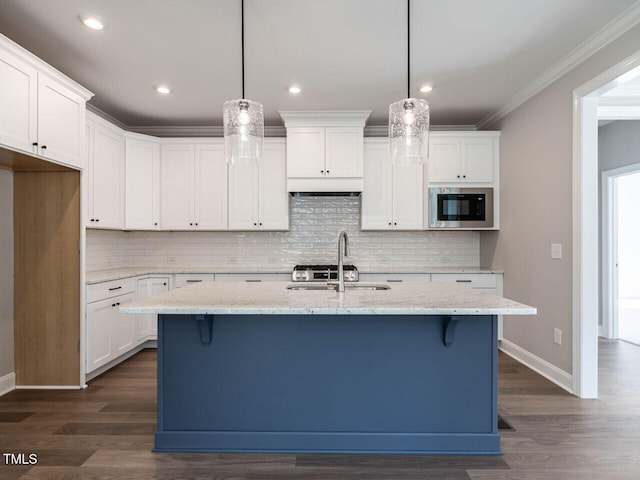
(286, 283, 391, 291)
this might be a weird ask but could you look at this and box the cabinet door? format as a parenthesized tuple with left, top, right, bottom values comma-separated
(125, 138, 160, 230)
(259, 140, 289, 230)
(90, 124, 124, 228)
(136, 277, 169, 340)
(392, 164, 424, 230)
(428, 137, 461, 183)
(37, 74, 85, 168)
(0, 49, 37, 153)
(86, 298, 114, 372)
(286, 127, 325, 178)
(228, 160, 259, 229)
(112, 293, 137, 356)
(194, 143, 227, 230)
(161, 145, 194, 230)
(361, 141, 393, 230)
(461, 137, 494, 183)
(325, 127, 363, 178)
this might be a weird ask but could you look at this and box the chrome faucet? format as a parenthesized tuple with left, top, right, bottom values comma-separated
(337, 230, 349, 293)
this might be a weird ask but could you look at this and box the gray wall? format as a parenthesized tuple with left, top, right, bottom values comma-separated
(0, 169, 14, 378)
(480, 24, 640, 375)
(598, 120, 640, 327)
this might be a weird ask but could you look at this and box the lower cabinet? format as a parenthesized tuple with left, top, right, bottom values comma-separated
(136, 276, 170, 340)
(86, 280, 137, 373)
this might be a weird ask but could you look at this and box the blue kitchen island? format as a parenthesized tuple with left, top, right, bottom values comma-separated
(121, 281, 535, 455)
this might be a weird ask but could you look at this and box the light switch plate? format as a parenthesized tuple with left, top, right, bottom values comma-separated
(551, 243, 562, 259)
(554, 328, 562, 345)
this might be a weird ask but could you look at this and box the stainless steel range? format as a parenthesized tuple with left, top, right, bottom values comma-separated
(291, 264, 359, 282)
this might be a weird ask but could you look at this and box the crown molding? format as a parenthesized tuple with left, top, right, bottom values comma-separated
(279, 110, 372, 127)
(476, 0, 640, 130)
(86, 104, 129, 130)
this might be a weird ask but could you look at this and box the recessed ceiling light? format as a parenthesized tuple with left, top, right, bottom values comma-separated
(79, 14, 105, 30)
(155, 85, 171, 94)
(419, 85, 434, 93)
(288, 85, 302, 94)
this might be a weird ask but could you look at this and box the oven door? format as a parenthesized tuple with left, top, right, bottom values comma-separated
(428, 187, 494, 228)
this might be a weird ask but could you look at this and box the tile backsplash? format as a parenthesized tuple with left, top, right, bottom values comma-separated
(86, 197, 479, 271)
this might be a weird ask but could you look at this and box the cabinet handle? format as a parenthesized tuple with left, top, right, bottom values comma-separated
(456, 279, 472, 283)
(112, 303, 116, 307)
(108, 286, 122, 291)
(245, 279, 261, 282)
(41, 145, 47, 150)
(387, 279, 403, 283)
(95, 219, 99, 222)
(186, 280, 202, 283)
(32, 142, 38, 147)
(90, 218, 95, 222)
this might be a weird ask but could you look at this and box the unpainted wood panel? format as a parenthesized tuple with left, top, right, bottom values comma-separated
(14, 171, 80, 386)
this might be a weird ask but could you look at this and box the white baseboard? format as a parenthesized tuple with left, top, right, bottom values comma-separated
(15, 385, 82, 390)
(500, 339, 574, 394)
(0, 372, 16, 396)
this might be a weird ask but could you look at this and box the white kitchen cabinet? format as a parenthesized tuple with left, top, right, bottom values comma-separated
(173, 274, 215, 289)
(358, 273, 431, 283)
(161, 142, 227, 230)
(362, 139, 425, 230)
(136, 276, 170, 340)
(0, 38, 91, 169)
(280, 111, 370, 192)
(125, 136, 161, 230)
(215, 273, 291, 282)
(86, 117, 124, 229)
(428, 133, 498, 184)
(228, 138, 288, 230)
(286, 127, 362, 179)
(86, 278, 137, 373)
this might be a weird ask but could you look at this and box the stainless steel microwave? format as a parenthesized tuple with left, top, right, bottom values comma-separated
(428, 187, 494, 228)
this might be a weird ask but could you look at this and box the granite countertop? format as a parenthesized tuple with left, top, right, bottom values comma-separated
(86, 266, 503, 284)
(119, 281, 535, 316)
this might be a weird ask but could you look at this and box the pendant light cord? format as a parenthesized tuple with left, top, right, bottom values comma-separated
(241, 0, 245, 99)
(407, 0, 410, 99)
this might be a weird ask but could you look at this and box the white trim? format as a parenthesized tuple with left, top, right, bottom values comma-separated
(598, 105, 640, 119)
(15, 385, 82, 390)
(0, 372, 15, 396)
(279, 110, 371, 127)
(500, 339, 573, 393)
(573, 49, 640, 399)
(477, 1, 640, 129)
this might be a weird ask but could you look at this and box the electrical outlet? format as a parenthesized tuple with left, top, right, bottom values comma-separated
(554, 328, 562, 345)
(551, 243, 562, 259)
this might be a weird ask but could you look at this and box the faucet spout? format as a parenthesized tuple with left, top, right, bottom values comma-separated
(337, 230, 349, 293)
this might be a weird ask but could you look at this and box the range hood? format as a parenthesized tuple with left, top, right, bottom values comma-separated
(289, 191, 361, 197)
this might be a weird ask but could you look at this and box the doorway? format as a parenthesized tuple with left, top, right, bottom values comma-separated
(605, 169, 640, 345)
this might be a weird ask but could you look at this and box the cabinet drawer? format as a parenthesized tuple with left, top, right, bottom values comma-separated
(358, 273, 431, 283)
(174, 274, 215, 289)
(215, 273, 291, 282)
(430, 273, 497, 288)
(87, 277, 136, 303)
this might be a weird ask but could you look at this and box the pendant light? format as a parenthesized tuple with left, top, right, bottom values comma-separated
(223, 0, 264, 164)
(389, 0, 429, 165)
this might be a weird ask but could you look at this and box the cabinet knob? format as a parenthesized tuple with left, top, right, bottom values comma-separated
(320, 170, 324, 173)
(326, 170, 330, 174)
(189, 223, 193, 226)
(195, 223, 198, 226)
(95, 219, 99, 222)
(32, 142, 38, 147)
(90, 219, 95, 222)
(163, 283, 167, 286)
(259, 222, 262, 226)
(394, 222, 397, 226)
(154, 222, 158, 226)
(388, 222, 392, 226)
(253, 222, 257, 226)
(457, 175, 461, 178)
(41, 145, 47, 150)
(462, 175, 466, 179)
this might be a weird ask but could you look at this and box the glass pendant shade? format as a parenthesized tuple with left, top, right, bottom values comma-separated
(223, 99, 264, 164)
(389, 98, 429, 165)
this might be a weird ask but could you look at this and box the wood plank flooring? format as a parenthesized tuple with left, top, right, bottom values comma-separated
(1, 339, 640, 479)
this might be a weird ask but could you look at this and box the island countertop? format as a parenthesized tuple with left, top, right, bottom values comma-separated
(120, 281, 536, 316)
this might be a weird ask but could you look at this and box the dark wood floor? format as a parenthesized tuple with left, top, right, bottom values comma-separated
(1, 339, 639, 480)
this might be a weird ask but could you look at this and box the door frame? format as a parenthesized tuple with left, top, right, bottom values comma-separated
(602, 164, 640, 340)
(573, 51, 640, 398)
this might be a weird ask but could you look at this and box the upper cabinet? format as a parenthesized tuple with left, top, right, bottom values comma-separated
(86, 115, 125, 229)
(0, 34, 93, 169)
(361, 139, 425, 230)
(125, 135, 161, 230)
(228, 138, 289, 230)
(428, 132, 499, 184)
(161, 141, 228, 230)
(280, 111, 370, 193)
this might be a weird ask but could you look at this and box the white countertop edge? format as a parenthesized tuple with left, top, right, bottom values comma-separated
(119, 306, 537, 316)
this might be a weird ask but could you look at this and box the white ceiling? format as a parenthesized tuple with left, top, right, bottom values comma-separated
(1, 0, 639, 129)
